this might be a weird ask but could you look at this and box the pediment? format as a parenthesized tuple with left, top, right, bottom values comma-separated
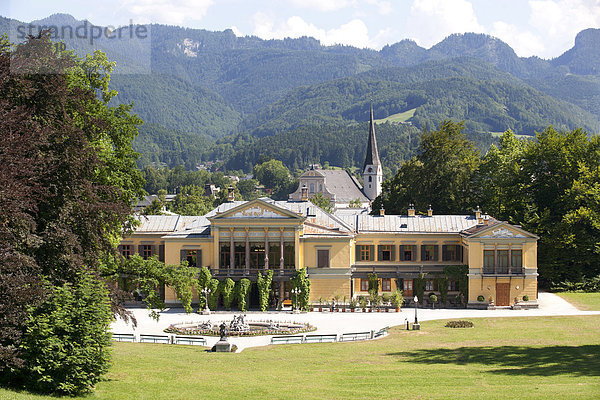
(211, 199, 303, 220)
(471, 222, 538, 239)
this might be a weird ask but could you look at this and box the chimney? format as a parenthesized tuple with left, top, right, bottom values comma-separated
(301, 184, 308, 201)
(427, 205, 433, 217)
(408, 203, 415, 217)
(227, 186, 235, 202)
(379, 207, 385, 216)
(476, 206, 483, 224)
(482, 214, 490, 225)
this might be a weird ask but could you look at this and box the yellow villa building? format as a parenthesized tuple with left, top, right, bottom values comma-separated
(120, 108, 539, 309)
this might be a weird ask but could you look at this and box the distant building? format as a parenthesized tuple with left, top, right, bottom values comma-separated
(288, 105, 382, 209)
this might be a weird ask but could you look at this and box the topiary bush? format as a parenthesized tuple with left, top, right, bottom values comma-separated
(445, 320, 474, 328)
(523, 294, 529, 301)
(219, 278, 235, 310)
(477, 295, 485, 302)
(18, 271, 112, 396)
(235, 278, 251, 311)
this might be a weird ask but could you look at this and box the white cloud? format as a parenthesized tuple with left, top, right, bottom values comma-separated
(229, 25, 243, 37)
(406, 0, 485, 48)
(288, 0, 350, 12)
(121, 0, 214, 26)
(252, 13, 377, 48)
(490, 21, 545, 57)
(364, 0, 393, 15)
(529, 0, 600, 58)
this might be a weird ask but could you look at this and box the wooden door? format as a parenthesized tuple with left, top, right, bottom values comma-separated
(403, 279, 413, 297)
(496, 283, 510, 306)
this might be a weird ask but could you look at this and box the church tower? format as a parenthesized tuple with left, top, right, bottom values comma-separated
(363, 104, 383, 200)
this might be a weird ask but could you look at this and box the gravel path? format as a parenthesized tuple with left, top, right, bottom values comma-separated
(110, 292, 599, 352)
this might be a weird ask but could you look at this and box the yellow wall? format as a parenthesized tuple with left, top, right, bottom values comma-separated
(353, 278, 399, 296)
(303, 240, 352, 268)
(309, 278, 351, 301)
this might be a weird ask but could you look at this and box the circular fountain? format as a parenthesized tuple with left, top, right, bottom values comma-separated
(165, 314, 315, 337)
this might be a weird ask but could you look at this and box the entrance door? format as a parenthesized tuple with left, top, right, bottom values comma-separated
(403, 279, 413, 297)
(496, 283, 510, 306)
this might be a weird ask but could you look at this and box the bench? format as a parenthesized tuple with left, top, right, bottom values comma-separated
(373, 326, 389, 338)
(174, 336, 207, 346)
(340, 332, 371, 342)
(304, 334, 337, 343)
(112, 333, 135, 342)
(271, 335, 304, 344)
(139, 334, 171, 344)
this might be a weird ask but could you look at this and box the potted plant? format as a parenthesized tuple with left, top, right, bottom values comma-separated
(318, 296, 324, 312)
(349, 298, 357, 312)
(523, 294, 529, 301)
(342, 296, 347, 312)
(429, 293, 438, 309)
(477, 295, 485, 302)
(391, 289, 403, 312)
(382, 293, 391, 312)
(359, 297, 367, 312)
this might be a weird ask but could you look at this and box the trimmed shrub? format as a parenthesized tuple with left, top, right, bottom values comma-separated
(445, 320, 474, 328)
(235, 278, 251, 311)
(477, 295, 485, 302)
(219, 278, 235, 310)
(523, 294, 529, 301)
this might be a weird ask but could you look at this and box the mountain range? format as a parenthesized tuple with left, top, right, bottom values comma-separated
(1, 13, 599, 173)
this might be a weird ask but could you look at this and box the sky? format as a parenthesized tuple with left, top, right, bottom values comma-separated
(2, 0, 600, 59)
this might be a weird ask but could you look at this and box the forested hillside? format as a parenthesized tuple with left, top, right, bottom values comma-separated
(1, 14, 598, 173)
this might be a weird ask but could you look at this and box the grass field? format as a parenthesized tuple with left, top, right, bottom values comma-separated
(374, 108, 416, 124)
(1, 316, 599, 400)
(556, 292, 600, 311)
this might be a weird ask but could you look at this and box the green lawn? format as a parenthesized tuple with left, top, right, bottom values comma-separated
(556, 292, 600, 311)
(374, 108, 416, 124)
(1, 316, 599, 399)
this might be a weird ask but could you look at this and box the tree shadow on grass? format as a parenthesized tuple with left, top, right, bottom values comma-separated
(388, 345, 600, 377)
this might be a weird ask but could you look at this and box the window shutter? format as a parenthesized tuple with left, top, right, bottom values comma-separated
(434, 245, 439, 261)
(412, 245, 417, 261)
(377, 245, 383, 261)
(137, 245, 143, 255)
(421, 245, 426, 261)
(390, 245, 396, 261)
(369, 245, 375, 261)
(180, 249, 186, 263)
(399, 245, 405, 261)
(459, 246, 463, 263)
(442, 245, 448, 261)
(152, 245, 157, 258)
(355, 245, 360, 262)
(159, 245, 165, 262)
(197, 250, 202, 268)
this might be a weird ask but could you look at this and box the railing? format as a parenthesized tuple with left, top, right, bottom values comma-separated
(212, 268, 296, 276)
(482, 267, 524, 275)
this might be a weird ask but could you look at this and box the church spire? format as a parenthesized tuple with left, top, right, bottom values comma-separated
(362, 103, 383, 201)
(363, 103, 381, 170)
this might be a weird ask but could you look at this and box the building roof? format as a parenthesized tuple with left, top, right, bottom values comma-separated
(317, 170, 369, 203)
(363, 104, 381, 170)
(338, 214, 482, 234)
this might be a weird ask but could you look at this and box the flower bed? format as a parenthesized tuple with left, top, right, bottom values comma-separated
(164, 321, 316, 337)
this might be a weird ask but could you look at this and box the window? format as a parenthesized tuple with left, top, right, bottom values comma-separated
(284, 243, 295, 269)
(317, 249, 329, 268)
(403, 279, 413, 291)
(141, 245, 153, 260)
(511, 250, 523, 269)
(421, 245, 437, 261)
(269, 244, 281, 269)
(497, 250, 509, 273)
(425, 280, 434, 291)
(357, 245, 374, 261)
(448, 280, 458, 291)
(360, 279, 369, 291)
(382, 278, 391, 292)
(368, 167, 372, 173)
(309, 183, 315, 193)
(120, 245, 132, 258)
(234, 244, 246, 269)
(442, 245, 460, 261)
(181, 249, 200, 267)
(400, 245, 414, 261)
(368, 176, 372, 182)
(378, 245, 395, 261)
(483, 250, 495, 272)
(220, 244, 230, 268)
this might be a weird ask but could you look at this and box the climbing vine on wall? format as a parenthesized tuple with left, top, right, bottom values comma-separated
(235, 278, 251, 311)
(257, 270, 273, 311)
(291, 268, 311, 311)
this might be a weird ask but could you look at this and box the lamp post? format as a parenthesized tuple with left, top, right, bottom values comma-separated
(291, 287, 300, 314)
(201, 287, 211, 315)
(413, 295, 420, 330)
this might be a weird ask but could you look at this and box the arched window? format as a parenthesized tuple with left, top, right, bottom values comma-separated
(368, 176, 372, 182)
(368, 167, 372, 173)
